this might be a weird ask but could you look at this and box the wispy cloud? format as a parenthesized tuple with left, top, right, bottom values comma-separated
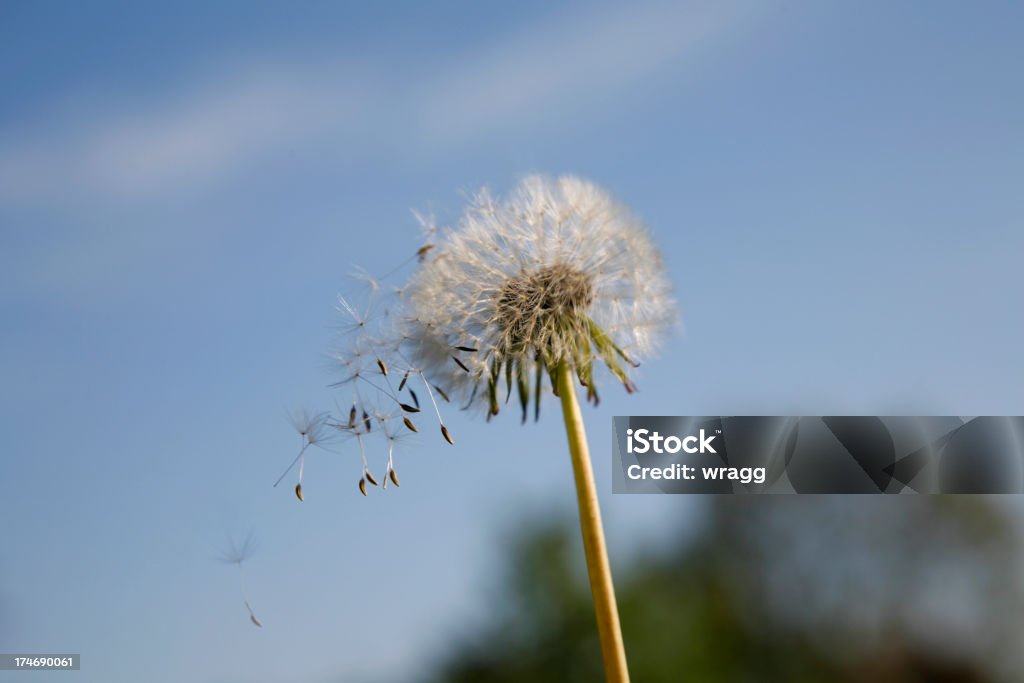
(0, 2, 754, 209)
(0, 65, 371, 204)
(0, 1, 762, 311)
(416, 1, 747, 142)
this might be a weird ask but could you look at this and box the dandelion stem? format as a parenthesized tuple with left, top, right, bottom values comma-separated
(555, 360, 629, 683)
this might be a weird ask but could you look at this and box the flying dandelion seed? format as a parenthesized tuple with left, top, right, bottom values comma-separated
(220, 532, 262, 628)
(273, 410, 334, 499)
(246, 601, 262, 628)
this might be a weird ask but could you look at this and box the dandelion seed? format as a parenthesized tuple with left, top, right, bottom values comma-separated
(408, 389, 420, 409)
(376, 358, 388, 376)
(335, 294, 369, 338)
(409, 373, 454, 446)
(221, 532, 263, 628)
(451, 356, 470, 373)
(351, 428, 383, 492)
(295, 483, 304, 502)
(274, 411, 333, 492)
(403, 416, 418, 432)
(398, 370, 410, 391)
(432, 385, 450, 403)
(377, 422, 410, 493)
(399, 403, 420, 413)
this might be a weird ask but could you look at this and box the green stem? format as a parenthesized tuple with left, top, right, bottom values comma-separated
(556, 360, 630, 682)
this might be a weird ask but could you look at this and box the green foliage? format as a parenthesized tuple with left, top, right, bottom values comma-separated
(425, 499, 1020, 683)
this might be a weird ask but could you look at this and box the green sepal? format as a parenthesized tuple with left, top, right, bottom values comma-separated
(488, 355, 501, 417)
(516, 358, 530, 424)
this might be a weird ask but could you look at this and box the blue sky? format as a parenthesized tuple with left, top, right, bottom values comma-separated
(1, 2, 1022, 681)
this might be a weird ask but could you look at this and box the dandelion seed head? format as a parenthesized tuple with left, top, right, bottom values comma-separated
(283, 174, 675, 494)
(402, 175, 676, 412)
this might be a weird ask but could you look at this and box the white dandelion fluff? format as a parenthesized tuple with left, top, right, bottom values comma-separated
(401, 175, 676, 419)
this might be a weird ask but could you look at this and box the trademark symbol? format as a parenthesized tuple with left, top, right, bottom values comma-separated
(716, 429, 722, 434)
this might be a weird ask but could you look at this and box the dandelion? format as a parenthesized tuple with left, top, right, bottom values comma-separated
(220, 532, 262, 628)
(401, 176, 674, 681)
(286, 175, 675, 682)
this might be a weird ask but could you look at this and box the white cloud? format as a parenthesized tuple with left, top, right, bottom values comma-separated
(0, 1, 754, 208)
(82, 75, 353, 195)
(0, 65, 369, 203)
(416, 1, 748, 141)
(0, 1, 763, 311)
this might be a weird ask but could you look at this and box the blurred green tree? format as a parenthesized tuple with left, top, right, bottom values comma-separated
(425, 498, 1022, 683)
